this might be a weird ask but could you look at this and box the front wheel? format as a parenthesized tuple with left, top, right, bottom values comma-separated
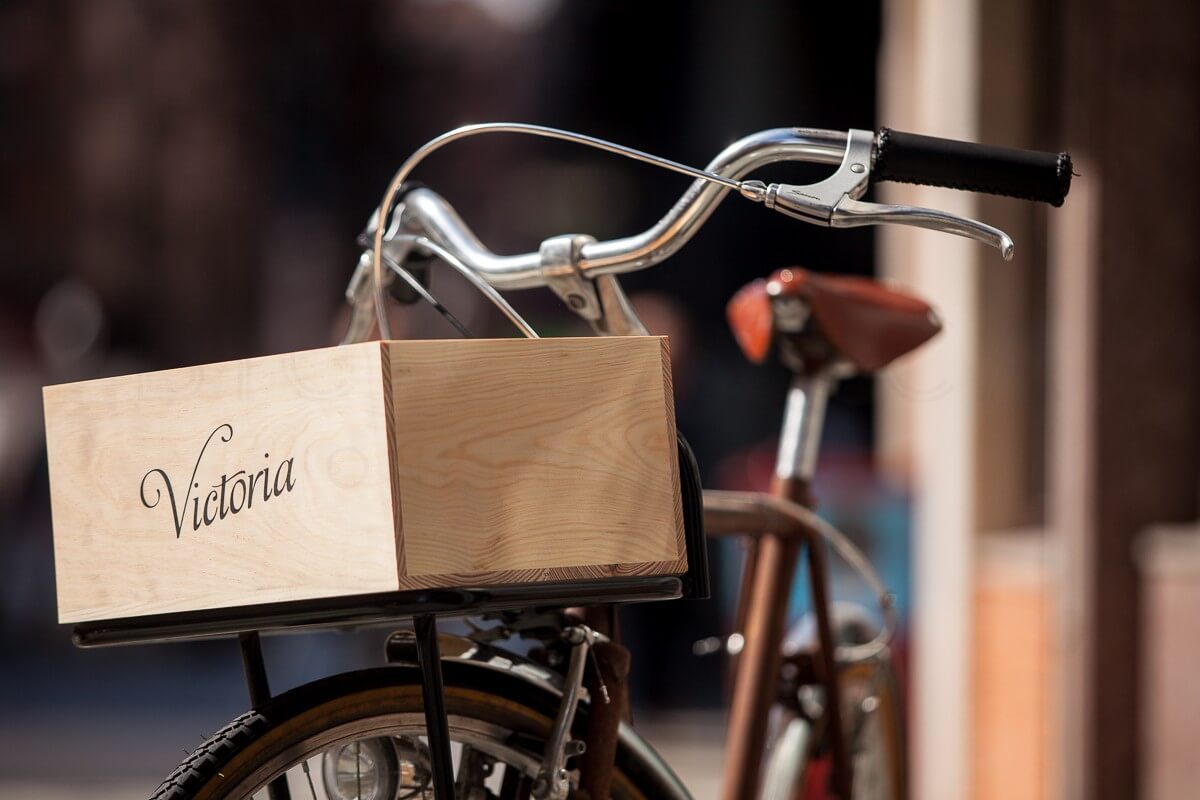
(153, 664, 689, 800)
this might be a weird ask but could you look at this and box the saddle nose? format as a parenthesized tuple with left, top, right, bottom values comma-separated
(726, 267, 942, 372)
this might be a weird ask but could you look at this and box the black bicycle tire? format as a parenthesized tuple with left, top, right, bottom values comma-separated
(151, 661, 689, 800)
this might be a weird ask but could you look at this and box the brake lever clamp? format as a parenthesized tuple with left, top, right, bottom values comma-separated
(540, 233, 649, 336)
(762, 128, 876, 223)
(540, 234, 603, 321)
(748, 128, 1017, 260)
(345, 205, 412, 310)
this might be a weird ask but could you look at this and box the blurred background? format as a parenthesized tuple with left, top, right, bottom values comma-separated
(0, 1, 1196, 798)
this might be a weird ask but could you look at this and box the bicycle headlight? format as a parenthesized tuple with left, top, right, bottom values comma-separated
(321, 737, 399, 800)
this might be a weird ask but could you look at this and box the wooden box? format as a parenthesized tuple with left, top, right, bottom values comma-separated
(44, 338, 686, 624)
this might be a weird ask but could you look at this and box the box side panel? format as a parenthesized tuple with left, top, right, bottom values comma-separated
(378, 342, 406, 578)
(387, 336, 687, 587)
(657, 336, 689, 574)
(45, 342, 400, 622)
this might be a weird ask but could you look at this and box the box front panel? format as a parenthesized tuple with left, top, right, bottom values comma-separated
(45, 343, 400, 622)
(386, 337, 686, 587)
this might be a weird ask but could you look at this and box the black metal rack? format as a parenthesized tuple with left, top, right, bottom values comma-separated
(74, 578, 684, 798)
(72, 577, 683, 648)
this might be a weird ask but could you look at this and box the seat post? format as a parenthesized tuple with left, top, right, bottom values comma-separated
(775, 373, 833, 491)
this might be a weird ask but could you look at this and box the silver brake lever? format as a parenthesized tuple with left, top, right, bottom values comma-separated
(746, 128, 1016, 261)
(831, 197, 1015, 260)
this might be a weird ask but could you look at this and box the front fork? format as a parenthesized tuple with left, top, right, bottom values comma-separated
(720, 373, 851, 800)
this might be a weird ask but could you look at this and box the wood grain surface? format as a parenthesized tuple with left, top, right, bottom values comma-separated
(384, 337, 686, 588)
(45, 337, 686, 624)
(44, 343, 400, 623)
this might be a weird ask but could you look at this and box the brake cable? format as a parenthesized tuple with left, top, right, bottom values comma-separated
(368, 123, 770, 339)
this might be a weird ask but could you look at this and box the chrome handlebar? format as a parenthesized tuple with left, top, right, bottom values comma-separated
(342, 123, 1016, 343)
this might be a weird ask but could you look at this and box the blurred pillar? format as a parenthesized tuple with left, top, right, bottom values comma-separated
(971, 2, 1060, 799)
(880, 0, 1071, 796)
(1055, 1, 1200, 799)
(877, 0, 982, 797)
(1048, 163, 1097, 800)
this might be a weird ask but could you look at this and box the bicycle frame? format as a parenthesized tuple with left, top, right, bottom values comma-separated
(704, 371, 853, 800)
(332, 121, 1058, 799)
(339, 125, 885, 798)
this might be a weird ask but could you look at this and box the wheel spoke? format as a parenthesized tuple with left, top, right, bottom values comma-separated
(300, 759, 319, 800)
(355, 741, 362, 799)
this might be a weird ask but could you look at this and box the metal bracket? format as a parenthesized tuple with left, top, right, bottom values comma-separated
(592, 275, 649, 336)
(342, 205, 411, 343)
(238, 632, 292, 800)
(540, 234, 602, 321)
(531, 625, 599, 799)
(540, 235, 651, 336)
(238, 631, 272, 708)
(414, 614, 457, 800)
(349, 203, 414, 305)
(763, 128, 875, 224)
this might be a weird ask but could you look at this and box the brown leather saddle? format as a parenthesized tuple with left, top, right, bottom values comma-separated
(727, 267, 942, 371)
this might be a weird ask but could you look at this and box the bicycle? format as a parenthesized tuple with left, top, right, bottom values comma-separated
(77, 123, 1070, 799)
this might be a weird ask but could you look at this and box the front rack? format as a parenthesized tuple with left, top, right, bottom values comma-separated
(75, 577, 685, 799)
(71, 576, 683, 648)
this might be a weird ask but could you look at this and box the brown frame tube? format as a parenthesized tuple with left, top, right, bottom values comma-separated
(707, 488, 852, 800)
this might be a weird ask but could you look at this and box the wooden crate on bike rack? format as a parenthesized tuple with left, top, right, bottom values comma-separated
(44, 337, 687, 625)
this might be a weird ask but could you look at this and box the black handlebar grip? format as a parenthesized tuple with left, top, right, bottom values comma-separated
(874, 128, 1073, 207)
